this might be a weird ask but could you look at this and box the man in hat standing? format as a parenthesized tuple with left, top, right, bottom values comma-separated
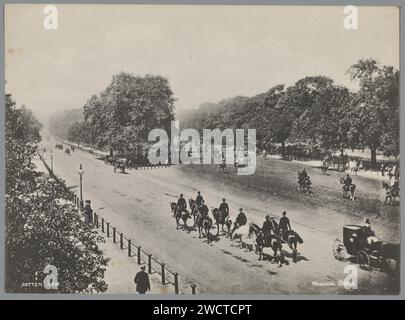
(134, 265, 150, 295)
(84, 200, 93, 224)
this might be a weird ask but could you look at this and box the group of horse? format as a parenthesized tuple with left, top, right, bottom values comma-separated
(169, 199, 304, 266)
(55, 143, 75, 156)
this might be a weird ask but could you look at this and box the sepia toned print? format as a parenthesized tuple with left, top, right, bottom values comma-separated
(4, 4, 400, 295)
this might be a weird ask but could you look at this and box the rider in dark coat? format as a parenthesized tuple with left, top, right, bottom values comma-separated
(198, 200, 209, 217)
(279, 211, 291, 232)
(196, 191, 204, 207)
(177, 194, 187, 209)
(219, 198, 229, 216)
(279, 211, 291, 238)
(236, 208, 247, 226)
(262, 215, 273, 236)
(344, 174, 352, 187)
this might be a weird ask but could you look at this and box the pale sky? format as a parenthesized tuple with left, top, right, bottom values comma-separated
(5, 5, 399, 123)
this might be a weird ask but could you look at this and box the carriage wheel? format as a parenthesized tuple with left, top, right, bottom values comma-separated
(332, 239, 347, 261)
(356, 251, 370, 268)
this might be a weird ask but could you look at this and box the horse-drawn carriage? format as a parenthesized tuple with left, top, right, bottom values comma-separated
(333, 225, 399, 277)
(55, 143, 63, 150)
(104, 155, 127, 173)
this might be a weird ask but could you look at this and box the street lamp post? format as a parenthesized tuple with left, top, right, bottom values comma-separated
(50, 150, 54, 172)
(78, 164, 84, 210)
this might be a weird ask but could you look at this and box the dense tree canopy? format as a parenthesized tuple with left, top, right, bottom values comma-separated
(6, 94, 109, 293)
(50, 72, 176, 162)
(181, 59, 399, 166)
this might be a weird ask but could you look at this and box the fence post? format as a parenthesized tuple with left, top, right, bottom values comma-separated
(120, 233, 123, 250)
(93, 212, 97, 227)
(95, 214, 99, 228)
(128, 239, 132, 257)
(113, 227, 116, 243)
(174, 273, 179, 294)
(161, 263, 166, 285)
(101, 218, 105, 232)
(106, 223, 110, 237)
(137, 246, 141, 264)
(191, 284, 197, 295)
(148, 254, 152, 274)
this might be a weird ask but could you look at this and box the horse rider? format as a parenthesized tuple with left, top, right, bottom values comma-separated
(219, 198, 229, 217)
(196, 191, 204, 207)
(176, 194, 187, 216)
(262, 215, 274, 236)
(279, 211, 291, 239)
(231, 208, 247, 234)
(344, 174, 352, 188)
(195, 199, 209, 226)
(343, 174, 352, 196)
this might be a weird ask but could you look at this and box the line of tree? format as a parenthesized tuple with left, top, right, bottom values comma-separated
(6, 94, 109, 293)
(180, 58, 399, 167)
(50, 72, 175, 163)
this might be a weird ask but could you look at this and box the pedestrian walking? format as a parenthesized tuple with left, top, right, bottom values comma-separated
(134, 266, 150, 294)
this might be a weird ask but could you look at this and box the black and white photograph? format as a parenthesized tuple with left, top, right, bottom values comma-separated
(3, 4, 401, 295)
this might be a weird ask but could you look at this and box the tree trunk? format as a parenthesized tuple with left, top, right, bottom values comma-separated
(338, 148, 344, 171)
(281, 141, 286, 159)
(370, 148, 377, 169)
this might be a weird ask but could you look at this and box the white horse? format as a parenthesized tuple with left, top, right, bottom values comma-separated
(231, 223, 254, 251)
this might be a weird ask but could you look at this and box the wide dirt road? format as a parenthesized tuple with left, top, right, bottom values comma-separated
(39, 140, 398, 294)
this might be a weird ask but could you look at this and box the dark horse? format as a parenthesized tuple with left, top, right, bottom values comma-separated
(250, 222, 303, 263)
(170, 202, 192, 230)
(211, 208, 232, 236)
(194, 213, 213, 243)
(249, 223, 284, 265)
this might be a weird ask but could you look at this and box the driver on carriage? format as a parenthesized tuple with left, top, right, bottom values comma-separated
(363, 218, 380, 247)
(196, 191, 204, 207)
